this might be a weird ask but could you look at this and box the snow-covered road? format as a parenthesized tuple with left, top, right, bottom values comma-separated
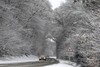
(44, 59, 78, 67)
(0, 55, 78, 67)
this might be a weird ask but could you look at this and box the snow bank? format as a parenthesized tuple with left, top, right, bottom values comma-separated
(44, 63, 73, 67)
(0, 55, 38, 64)
(49, 56, 56, 59)
(44, 59, 78, 67)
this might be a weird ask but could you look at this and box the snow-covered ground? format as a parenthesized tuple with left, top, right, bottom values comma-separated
(44, 59, 79, 67)
(0, 55, 38, 64)
(44, 64, 73, 67)
(0, 55, 80, 67)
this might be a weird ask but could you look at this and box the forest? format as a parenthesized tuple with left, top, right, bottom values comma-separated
(0, 0, 100, 67)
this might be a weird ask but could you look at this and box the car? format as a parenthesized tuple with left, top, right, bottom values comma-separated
(39, 55, 49, 61)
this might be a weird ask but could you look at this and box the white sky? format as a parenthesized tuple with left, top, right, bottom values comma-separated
(48, 0, 66, 10)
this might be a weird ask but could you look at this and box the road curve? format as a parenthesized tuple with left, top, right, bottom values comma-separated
(0, 58, 59, 67)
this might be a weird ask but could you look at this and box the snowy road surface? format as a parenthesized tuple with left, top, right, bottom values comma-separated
(0, 55, 78, 67)
(44, 59, 79, 67)
(0, 59, 58, 67)
(0, 55, 59, 67)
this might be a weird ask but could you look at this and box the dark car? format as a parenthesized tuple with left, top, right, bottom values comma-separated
(39, 55, 49, 61)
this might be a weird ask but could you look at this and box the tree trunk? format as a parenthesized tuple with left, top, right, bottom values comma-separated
(56, 30, 66, 59)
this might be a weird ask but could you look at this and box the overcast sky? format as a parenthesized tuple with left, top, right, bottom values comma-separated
(48, 0, 66, 10)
